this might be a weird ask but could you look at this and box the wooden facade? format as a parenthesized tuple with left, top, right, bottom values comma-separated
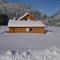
(9, 27, 45, 33)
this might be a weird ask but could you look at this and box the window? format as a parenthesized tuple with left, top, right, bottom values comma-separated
(26, 28, 29, 32)
(28, 19, 30, 21)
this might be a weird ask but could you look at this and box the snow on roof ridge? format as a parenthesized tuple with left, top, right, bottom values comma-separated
(17, 12, 29, 21)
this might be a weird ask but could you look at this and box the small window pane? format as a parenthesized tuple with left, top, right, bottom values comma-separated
(26, 28, 29, 32)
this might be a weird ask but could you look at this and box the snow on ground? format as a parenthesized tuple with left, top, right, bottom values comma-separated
(0, 47, 60, 60)
(0, 26, 60, 50)
(45, 26, 60, 32)
(0, 26, 8, 34)
(0, 26, 60, 60)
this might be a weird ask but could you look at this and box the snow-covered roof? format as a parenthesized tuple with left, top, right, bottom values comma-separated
(17, 12, 37, 21)
(8, 20, 45, 27)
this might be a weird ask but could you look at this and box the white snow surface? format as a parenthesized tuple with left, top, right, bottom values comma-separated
(0, 47, 60, 60)
(0, 26, 60, 60)
(0, 26, 60, 50)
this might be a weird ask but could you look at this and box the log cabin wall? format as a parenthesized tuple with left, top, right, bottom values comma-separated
(32, 27, 45, 33)
(9, 27, 45, 33)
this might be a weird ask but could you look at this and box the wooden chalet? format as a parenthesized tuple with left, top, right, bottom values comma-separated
(8, 13, 45, 33)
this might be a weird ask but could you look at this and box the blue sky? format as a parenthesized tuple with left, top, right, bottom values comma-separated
(9, 0, 60, 16)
